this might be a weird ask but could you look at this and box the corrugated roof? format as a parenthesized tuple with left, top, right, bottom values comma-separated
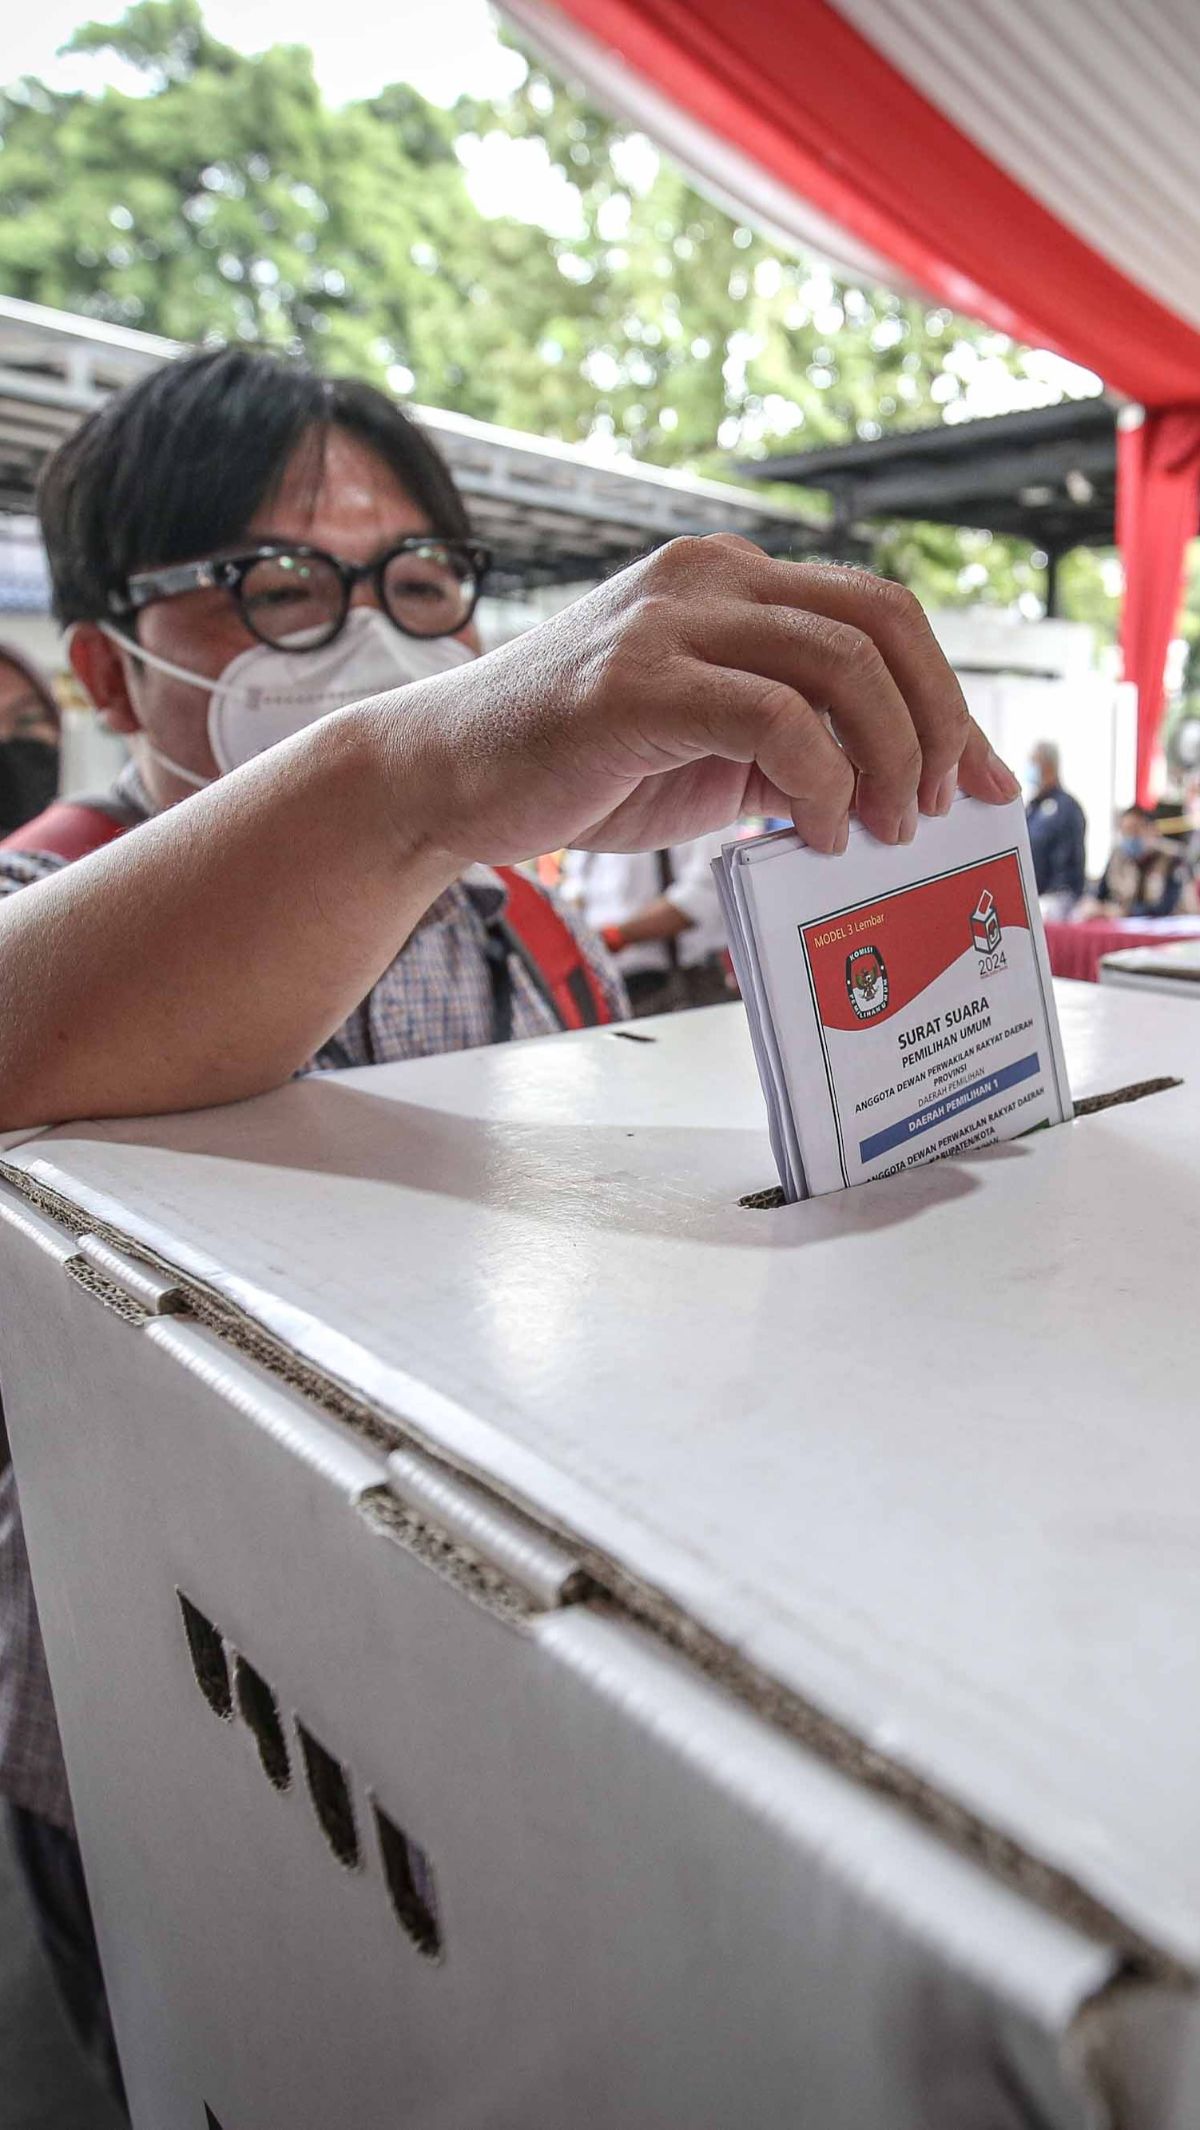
(0, 298, 816, 587)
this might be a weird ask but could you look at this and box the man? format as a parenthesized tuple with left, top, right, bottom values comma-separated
(0, 346, 1019, 2100)
(1024, 740, 1087, 917)
(560, 832, 739, 1014)
(1087, 803, 1193, 919)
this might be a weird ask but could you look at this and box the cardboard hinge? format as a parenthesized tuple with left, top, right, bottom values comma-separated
(69, 1233, 187, 1317)
(383, 1447, 586, 1612)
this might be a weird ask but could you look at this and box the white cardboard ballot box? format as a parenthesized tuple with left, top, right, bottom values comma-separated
(2, 984, 1200, 2129)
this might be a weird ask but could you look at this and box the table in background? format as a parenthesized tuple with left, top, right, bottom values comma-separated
(1043, 914, 1200, 983)
(1100, 938, 1200, 997)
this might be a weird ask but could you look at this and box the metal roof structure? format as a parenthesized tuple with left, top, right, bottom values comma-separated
(0, 297, 177, 514)
(407, 401, 818, 582)
(739, 397, 1118, 556)
(0, 296, 816, 588)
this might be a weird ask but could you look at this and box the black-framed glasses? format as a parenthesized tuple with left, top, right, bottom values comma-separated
(114, 536, 491, 649)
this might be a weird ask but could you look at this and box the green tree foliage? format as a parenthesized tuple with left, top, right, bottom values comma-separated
(0, 0, 1115, 625)
(0, 0, 541, 387)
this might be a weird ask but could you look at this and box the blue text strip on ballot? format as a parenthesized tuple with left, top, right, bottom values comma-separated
(859, 1052, 1041, 1165)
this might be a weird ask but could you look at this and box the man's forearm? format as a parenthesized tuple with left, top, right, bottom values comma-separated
(605, 895, 696, 949)
(0, 704, 454, 1130)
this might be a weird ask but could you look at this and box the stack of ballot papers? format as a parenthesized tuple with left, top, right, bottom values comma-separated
(715, 794, 1073, 1201)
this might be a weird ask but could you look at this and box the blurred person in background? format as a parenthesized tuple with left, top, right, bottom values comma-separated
(1078, 803, 1196, 920)
(1024, 739, 1087, 919)
(560, 834, 738, 1014)
(1178, 769, 1200, 878)
(0, 642, 60, 835)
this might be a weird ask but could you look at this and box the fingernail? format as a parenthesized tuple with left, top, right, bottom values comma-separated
(985, 747, 1021, 799)
(833, 814, 849, 854)
(898, 796, 919, 844)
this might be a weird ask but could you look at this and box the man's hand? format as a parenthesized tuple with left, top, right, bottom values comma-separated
(0, 539, 1021, 1130)
(384, 536, 1018, 869)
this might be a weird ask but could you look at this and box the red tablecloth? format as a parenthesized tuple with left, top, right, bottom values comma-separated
(1043, 920, 1200, 984)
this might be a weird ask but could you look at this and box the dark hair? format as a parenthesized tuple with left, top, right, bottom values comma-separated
(38, 347, 471, 626)
(1121, 803, 1154, 823)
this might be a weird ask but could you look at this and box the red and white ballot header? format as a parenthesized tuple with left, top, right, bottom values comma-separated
(800, 853, 1029, 1039)
(716, 797, 1072, 1201)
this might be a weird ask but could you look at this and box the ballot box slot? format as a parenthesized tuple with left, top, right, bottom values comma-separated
(736, 1072, 1185, 1209)
(1072, 1074, 1183, 1114)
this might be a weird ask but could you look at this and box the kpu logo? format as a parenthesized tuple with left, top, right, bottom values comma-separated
(971, 888, 1007, 974)
(846, 943, 889, 1018)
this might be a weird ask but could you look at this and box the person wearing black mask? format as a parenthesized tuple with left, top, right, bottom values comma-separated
(0, 644, 60, 835)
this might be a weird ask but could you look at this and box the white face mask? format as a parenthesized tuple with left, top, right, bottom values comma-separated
(97, 608, 475, 789)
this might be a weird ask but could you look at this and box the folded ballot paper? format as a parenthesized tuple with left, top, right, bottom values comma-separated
(715, 795, 1072, 1201)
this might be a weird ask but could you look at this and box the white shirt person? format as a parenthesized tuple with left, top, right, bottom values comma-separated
(560, 830, 741, 1009)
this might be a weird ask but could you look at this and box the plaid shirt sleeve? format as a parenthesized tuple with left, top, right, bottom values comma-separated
(0, 851, 65, 896)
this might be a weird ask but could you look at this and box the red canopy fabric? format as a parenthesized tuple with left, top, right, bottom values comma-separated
(504, 0, 1200, 798)
(1117, 409, 1200, 803)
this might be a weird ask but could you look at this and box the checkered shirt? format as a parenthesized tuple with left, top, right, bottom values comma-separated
(0, 781, 625, 1827)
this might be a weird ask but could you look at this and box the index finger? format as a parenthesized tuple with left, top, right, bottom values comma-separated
(712, 543, 1021, 814)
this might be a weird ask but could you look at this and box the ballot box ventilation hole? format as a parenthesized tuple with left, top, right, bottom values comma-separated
(298, 1724, 360, 1869)
(174, 1591, 446, 1956)
(373, 1802, 443, 1961)
(234, 1655, 291, 1790)
(178, 1592, 232, 1719)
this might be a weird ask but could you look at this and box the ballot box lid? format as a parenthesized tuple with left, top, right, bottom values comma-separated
(4, 981, 1199, 1972)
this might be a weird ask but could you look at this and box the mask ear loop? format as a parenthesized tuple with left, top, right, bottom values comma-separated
(66, 621, 218, 791)
(141, 747, 212, 791)
(96, 616, 379, 710)
(95, 619, 236, 697)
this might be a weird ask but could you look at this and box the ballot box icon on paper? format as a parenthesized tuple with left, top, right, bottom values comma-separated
(971, 889, 1002, 957)
(845, 943, 889, 1018)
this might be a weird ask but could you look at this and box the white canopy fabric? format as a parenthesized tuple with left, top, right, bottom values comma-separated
(501, 0, 1200, 798)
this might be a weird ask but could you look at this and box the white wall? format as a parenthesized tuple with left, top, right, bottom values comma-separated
(927, 610, 1134, 882)
(0, 613, 60, 672)
(958, 674, 1136, 882)
(58, 710, 129, 794)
